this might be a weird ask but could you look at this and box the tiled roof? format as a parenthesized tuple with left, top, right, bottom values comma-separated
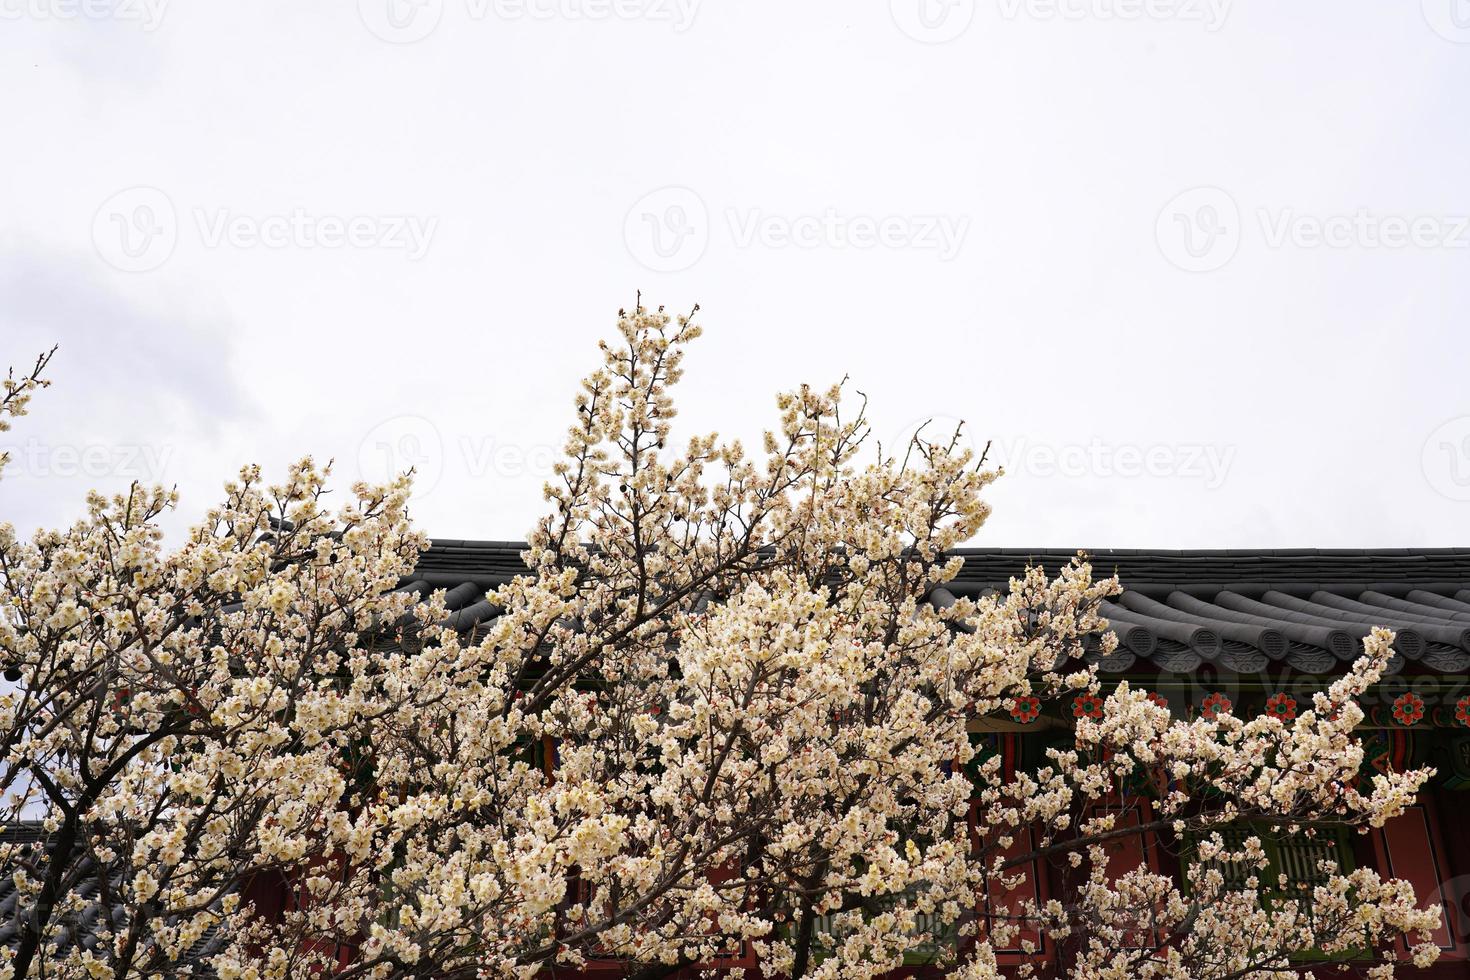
(946, 548, 1470, 676)
(408, 542, 1470, 677)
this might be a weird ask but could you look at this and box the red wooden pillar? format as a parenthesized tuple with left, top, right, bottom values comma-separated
(1369, 792, 1466, 963)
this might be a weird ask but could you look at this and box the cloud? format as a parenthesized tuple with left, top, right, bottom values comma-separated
(0, 250, 257, 534)
(0, 252, 249, 421)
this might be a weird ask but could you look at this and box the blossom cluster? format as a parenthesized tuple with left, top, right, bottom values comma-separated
(0, 313, 1443, 980)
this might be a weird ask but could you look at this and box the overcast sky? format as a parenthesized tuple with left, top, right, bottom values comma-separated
(1, 0, 1468, 548)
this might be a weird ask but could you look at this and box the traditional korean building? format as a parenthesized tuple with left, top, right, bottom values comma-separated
(5, 544, 1469, 976)
(407, 542, 1470, 976)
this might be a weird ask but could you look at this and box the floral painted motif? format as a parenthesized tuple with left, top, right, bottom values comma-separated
(1201, 692, 1232, 720)
(1010, 694, 1042, 724)
(1265, 692, 1296, 722)
(1072, 694, 1105, 719)
(1392, 691, 1425, 726)
(1457, 695, 1470, 728)
(1146, 691, 1169, 710)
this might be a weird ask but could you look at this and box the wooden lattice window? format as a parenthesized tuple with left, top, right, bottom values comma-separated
(1187, 823, 1354, 911)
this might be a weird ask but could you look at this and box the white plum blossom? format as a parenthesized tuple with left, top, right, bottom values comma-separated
(0, 311, 1441, 980)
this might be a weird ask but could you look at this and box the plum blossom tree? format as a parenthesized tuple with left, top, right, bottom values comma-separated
(0, 306, 1443, 980)
(0, 348, 55, 480)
